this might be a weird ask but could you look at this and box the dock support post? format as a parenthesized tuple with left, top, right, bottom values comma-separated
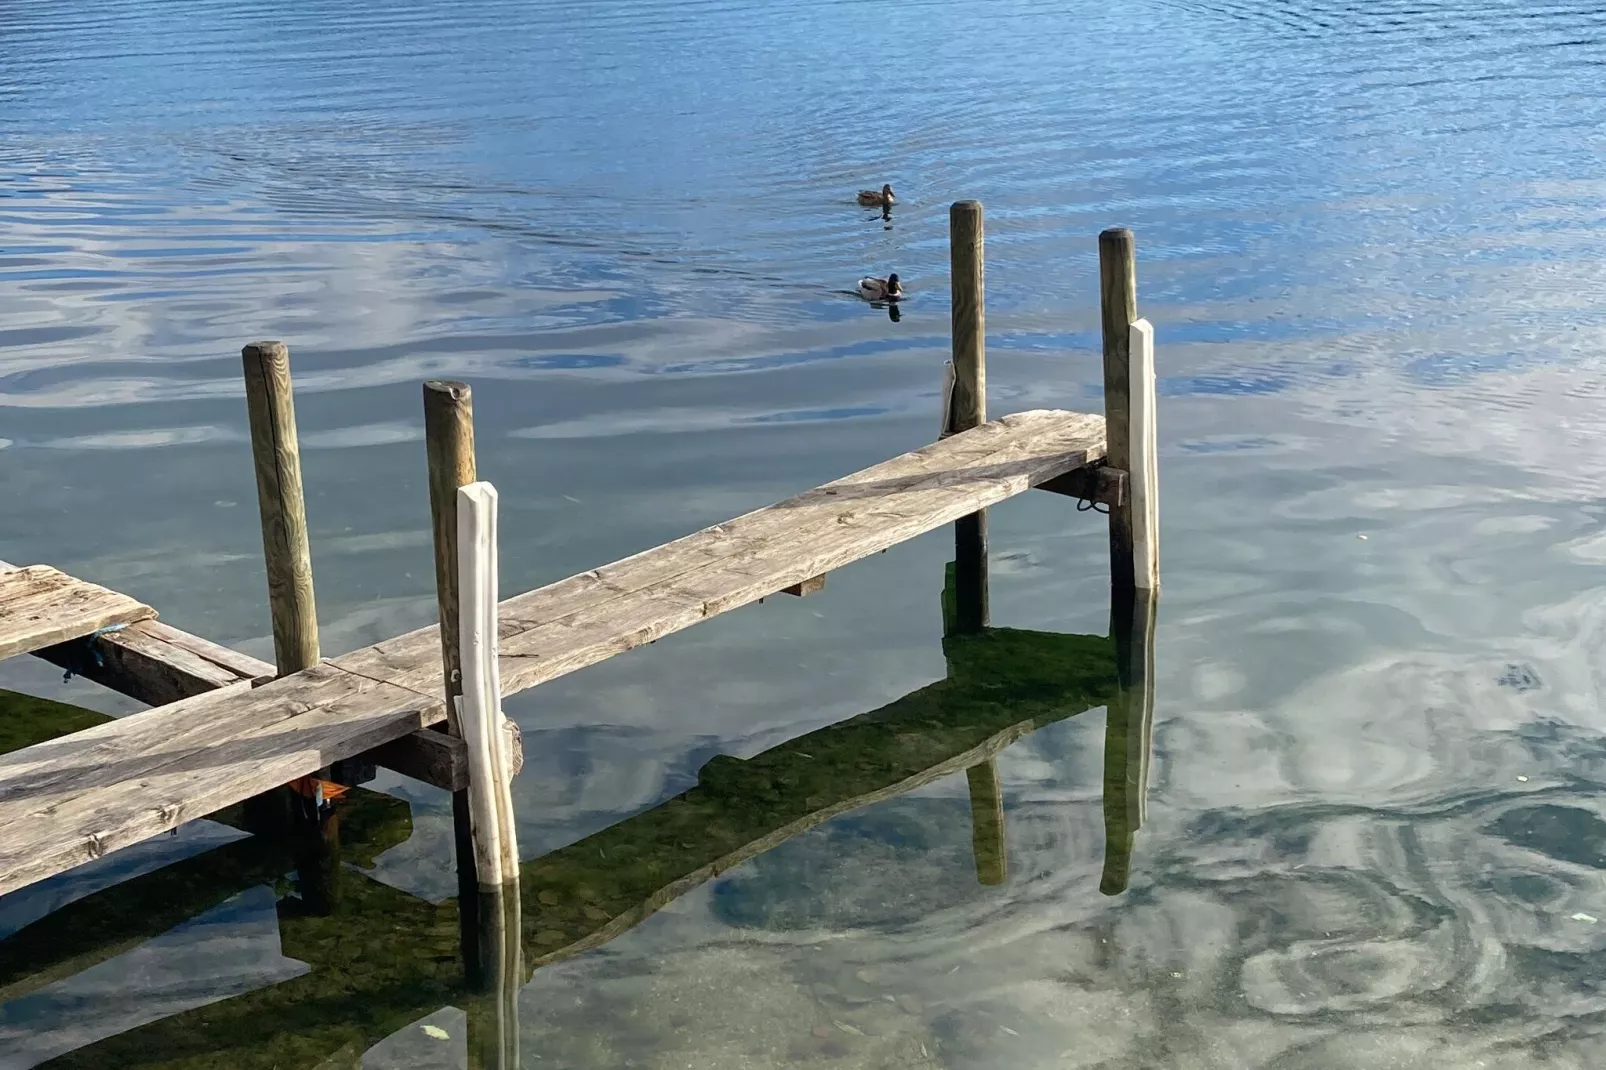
(241, 341, 320, 675)
(1098, 229, 1159, 595)
(458, 481, 523, 1067)
(1100, 585, 1158, 895)
(422, 380, 490, 986)
(948, 200, 989, 634)
(241, 341, 342, 907)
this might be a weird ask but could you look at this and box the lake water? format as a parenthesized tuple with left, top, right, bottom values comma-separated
(4, 0, 1606, 1065)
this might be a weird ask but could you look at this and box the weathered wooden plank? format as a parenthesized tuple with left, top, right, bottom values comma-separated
(0, 409, 1103, 899)
(0, 668, 440, 898)
(335, 409, 1106, 698)
(17, 605, 488, 792)
(0, 565, 157, 664)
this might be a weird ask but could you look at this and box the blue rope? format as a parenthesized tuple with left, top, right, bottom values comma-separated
(60, 622, 131, 683)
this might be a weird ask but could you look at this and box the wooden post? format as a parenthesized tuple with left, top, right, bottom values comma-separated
(422, 379, 484, 983)
(1099, 229, 1138, 600)
(241, 341, 319, 674)
(1100, 585, 1157, 895)
(240, 341, 345, 900)
(965, 759, 1007, 886)
(457, 481, 520, 888)
(1129, 319, 1159, 590)
(948, 200, 988, 634)
(458, 480, 523, 1064)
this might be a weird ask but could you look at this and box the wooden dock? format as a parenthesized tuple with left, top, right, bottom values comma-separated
(0, 557, 1155, 1068)
(0, 210, 1161, 1035)
(0, 406, 1111, 899)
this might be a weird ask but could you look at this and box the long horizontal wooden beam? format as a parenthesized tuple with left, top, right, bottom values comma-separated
(0, 409, 1105, 898)
(1, 560, 485, 794)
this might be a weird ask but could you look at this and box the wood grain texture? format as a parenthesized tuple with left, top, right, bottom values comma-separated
(421, 378, 483, 979)
(1098, 228, 1139, 596)
(242, 341, 320, 675)
(0, 565, 156, 663)
(457, 481, 518, 887)
(949, 201, 989, 634)
(0, 409, 1103, 898)
(948, 201, 986, 432)
(423, 380, 476, 734)
(334, 408, 1106, 699)
(1129, 318, 1160, 590)
(22, 614, 474, 790)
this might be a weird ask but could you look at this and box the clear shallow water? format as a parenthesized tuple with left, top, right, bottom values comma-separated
(4, 0, 1606, 1065)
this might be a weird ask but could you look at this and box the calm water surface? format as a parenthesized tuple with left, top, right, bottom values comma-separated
(4, 0, 1606, 1065)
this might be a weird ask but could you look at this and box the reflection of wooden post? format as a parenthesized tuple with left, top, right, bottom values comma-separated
(1100, 586, 1157, 895)
(948, 200, 989, 634)
(471, 884, 522, 1070)
(422, 380, 485, 984)
(965, 759, 1007, 885)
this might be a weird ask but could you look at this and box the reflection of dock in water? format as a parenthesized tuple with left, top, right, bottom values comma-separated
(0, 562, 1158, 1067)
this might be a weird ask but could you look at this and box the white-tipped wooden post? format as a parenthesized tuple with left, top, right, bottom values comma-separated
(456, 481, 520, 888)
(1129, 319, 1159, 591)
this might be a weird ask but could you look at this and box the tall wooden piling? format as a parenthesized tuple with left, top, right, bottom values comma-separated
(458, 480, 523, 1067)
(1098, 229, 1159, 594)
(948, 200, 989, 633)
(1099, 230, 1138, 600)
(422, 379, 485, 984)
(240, 340, 341, 905)
(241, 341, 319, 674)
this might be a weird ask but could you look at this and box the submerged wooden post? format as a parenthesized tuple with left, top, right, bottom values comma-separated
(458, 480, 523, 1062)
(1100, 585, 1158, 895)
(422, 379, 485, 983)
(241, 341, 319, 674)
(965, 759, 1008, 886)
(948, 200, 989, 633)
(1098, 229, 1159, 593)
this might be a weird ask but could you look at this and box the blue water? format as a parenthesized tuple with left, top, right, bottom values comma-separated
(5, 0, 1606, 1065)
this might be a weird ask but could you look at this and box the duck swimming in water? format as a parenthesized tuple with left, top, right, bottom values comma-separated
(857, 184, 895, 207)
(858, 273, 902, 301)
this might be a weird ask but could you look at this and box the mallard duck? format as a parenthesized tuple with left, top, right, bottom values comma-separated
(858, 273, 902, 301)
(857, 184, 895, 207)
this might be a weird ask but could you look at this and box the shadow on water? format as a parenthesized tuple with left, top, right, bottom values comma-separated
(0, 553, 1158, 1067)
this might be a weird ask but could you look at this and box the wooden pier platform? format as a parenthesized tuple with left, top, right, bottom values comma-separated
(0, 408, 1109, 899)
(0, 557, 1152, 1068)
(0, 211, 1164, 1066)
